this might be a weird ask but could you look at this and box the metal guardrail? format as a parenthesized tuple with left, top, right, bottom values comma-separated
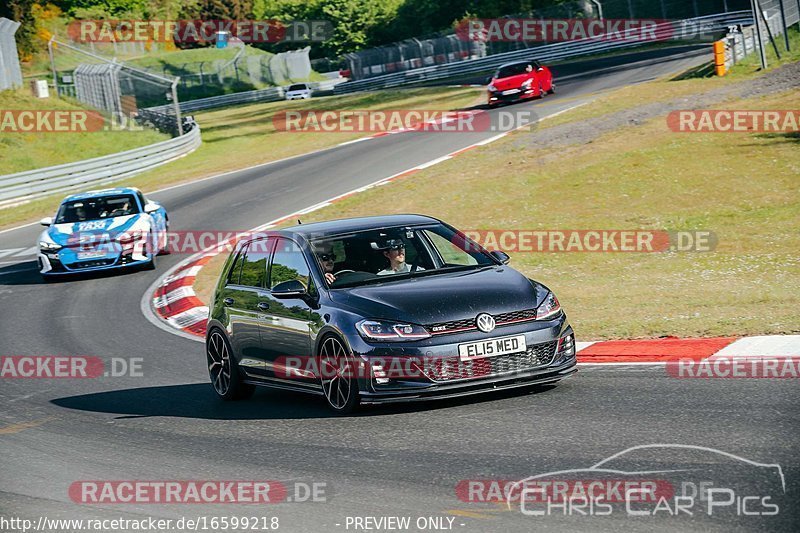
(334, 12, 754, 94)
(145, 78, 346, 114)
(0, 125, 202, 208)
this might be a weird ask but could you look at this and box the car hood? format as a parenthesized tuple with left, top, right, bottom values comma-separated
(329, 266, 548, 324)
(492, 74, 532, 91)
(41, 214, 147, 246)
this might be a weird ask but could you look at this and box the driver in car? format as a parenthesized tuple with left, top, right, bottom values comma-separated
(376, 239, 424, 275)
(315, 245, 337, 284)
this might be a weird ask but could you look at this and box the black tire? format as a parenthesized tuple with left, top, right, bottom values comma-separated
(157, 229, 171, 255)
(207, 329, 255, 401)
(548, 83, 556, 95)
(538, 83, 545, 98)
(142, 233, 157, 270)
(318, 335, 360, 414)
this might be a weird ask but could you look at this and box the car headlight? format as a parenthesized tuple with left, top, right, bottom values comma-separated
(487, 84, 497, 92)
(39, 241, 62, 252)
(521, 78, 532, 89)
(116, 230, 144, 244)
(357, 320, 431, 342)
(536, 292, 562, 320)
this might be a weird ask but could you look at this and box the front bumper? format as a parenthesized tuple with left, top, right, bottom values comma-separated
(359, 358, 576, 404)
(488, 88, 537, 105)
(38, 250, 149, 275)
(350, 316, 576, 404)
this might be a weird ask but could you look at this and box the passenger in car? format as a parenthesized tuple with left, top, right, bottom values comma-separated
(376, 238, 424, 275)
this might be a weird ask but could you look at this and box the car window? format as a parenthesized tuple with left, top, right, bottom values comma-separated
(239, 239, 270, 288)
(135, 190, 147, 210)
(269, 238, 311, 290)
(288, 84, 307, 91)
(424, 230, 478, 266)
(309, 224, 493, 288)
(496, 63, 528, 78)
(227, 245, 248, 285)
(55, 194, 140, 223)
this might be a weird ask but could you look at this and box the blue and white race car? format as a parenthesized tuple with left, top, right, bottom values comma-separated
(37, 187, 169, 278)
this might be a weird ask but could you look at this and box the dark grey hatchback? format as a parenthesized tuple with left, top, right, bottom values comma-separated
(206, 214, 576, 413)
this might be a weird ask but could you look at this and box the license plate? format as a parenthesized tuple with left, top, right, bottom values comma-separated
(502, 89, 520, 95)
(77, 251, 106, 260)
(459, 335, 526, 361)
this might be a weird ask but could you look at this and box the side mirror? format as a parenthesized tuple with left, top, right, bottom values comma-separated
(272, 279, 308, 299)
(40, 217, 53, 226)
(144, 202, 160, 214)
(490, 250, 510, 264)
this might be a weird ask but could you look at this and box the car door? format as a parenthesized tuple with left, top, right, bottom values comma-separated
(260, 237, 315, 386)
(218, 239, 271, 379)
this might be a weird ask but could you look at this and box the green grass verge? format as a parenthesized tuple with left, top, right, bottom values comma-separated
(0, 88, 169, 175)
(0, 86, 483, 229)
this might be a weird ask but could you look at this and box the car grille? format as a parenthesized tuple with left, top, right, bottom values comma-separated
(66, 258, 117, 270)
(428, 308, 538, 335)
(418, 340, 558, 382)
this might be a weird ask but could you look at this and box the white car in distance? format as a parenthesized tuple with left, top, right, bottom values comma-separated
(285, 83, 312, 100)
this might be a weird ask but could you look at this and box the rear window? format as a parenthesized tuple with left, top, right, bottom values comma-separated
(288, 84, 308, 91)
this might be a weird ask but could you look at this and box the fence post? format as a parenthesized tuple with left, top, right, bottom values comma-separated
(777, 0, 791, 50)
(750, 0, 769, 68)
(48, 37, 59, 96)
(171, 79, 182, 136)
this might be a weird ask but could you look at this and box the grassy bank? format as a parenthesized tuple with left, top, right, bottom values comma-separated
(0, 89, 169, 176)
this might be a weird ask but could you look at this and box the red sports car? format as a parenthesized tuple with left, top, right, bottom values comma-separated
(486, 60, 554, 108)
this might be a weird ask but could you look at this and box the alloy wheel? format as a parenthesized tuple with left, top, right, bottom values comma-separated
(319, 337, 354, 410)
(207, 330, 231, 396)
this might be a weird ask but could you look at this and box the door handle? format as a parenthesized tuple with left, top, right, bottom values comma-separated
(257, 301, 270, 310)
(222, 297, 234, 306)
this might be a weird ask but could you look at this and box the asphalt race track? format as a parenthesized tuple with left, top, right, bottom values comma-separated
(0, 48, 797, 532)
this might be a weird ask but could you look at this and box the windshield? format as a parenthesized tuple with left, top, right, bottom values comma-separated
(311, 224, 495, 289)
(288, 84, 307, 91)
(495, 63, 532, 78)
(55, 194, 139, 224)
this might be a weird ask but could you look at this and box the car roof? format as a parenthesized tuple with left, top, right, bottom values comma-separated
(277, 214, 441, 240)
(497, 60, 538, 70)
(63, 187, 142, 202)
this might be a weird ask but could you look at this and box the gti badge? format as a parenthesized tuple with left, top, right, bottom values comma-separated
(476, 313, 496, 333)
